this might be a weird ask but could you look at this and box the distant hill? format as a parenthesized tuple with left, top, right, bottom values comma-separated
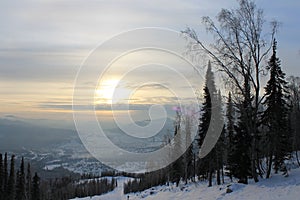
(0, 117, 77, 150)
(104, 117, 175, 153)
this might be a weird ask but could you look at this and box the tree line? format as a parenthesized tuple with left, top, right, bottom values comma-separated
(0, 153, 117, 200)
(0, 153, 39, 200)
(39, 176, 116, 199)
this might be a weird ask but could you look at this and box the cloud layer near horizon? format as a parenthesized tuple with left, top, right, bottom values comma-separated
(0, 0, 299, 122)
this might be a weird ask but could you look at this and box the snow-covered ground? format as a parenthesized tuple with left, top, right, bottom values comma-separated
(71, 167, 300, 200)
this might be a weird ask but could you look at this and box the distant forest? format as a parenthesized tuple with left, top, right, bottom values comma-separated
(0, 153, 117, 200)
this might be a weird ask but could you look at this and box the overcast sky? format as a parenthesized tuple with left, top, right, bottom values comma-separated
(0, 0, 299, 124)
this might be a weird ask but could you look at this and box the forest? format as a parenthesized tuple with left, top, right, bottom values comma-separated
(0, 153, 117, 200)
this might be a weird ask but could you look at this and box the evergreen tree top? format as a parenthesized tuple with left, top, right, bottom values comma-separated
(205, 61, 217, 96)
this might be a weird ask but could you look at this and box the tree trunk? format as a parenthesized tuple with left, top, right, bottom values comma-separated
(257, 157, 264, 178)
(216, 151, 221, 185)
(296, 151, 300, 167)
(266, 154, 273, 179)
(217, 169, 221, 185)
(251, 136, 259, 182)
(208, 160, 213, 187)
(208, 170, 212, 187)
(221, 166, 225, 184)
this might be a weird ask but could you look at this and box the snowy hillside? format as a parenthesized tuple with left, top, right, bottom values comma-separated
(71, 167, 300, 200)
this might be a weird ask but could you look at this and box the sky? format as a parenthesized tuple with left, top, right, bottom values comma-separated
(0, 0, 299, 127)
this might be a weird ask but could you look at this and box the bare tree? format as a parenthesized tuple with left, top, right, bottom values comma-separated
(183, 0, 278, 182)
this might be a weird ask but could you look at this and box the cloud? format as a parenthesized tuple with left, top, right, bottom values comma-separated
(1, 0, 298, 84)
(37, 99, 197, 111)
(0, 48, 83, 81)
(0, 0, 299, 122)
(124, 82, 170, 90)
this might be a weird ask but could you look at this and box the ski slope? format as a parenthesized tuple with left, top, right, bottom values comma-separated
(71, 167, 300, 200)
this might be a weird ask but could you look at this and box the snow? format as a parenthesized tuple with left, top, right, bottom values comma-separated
(43, 164, 62, 170)
(70, 167, 300, 200)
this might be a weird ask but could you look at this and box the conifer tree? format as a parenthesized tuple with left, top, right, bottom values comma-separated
(26, 163, 32, 200)
(15, 157, 26, 200)
(262, 39, 291, 177)
(196, 84, 212, 179)
(3, 153, 8, 198)
(196, 61, 220, 187)
(31, 172, 40, 200)
(230, 77, 252, 184)
(7, 155, 15, 199)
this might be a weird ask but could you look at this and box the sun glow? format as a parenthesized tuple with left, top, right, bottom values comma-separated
(95, 78, 130, 104)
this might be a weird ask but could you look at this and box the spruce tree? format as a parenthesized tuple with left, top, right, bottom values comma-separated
(197, 85, 212, 180)
(26, 163, 32, 200)
(230, 76, 252, 184)
(196, 61, 220, 186)
(15, 157, 26, 200)
(3, 153, 8, 198)
(262, 39, 290, 177)
(31, 172, 40, 200)
(7, 155, 15, 199)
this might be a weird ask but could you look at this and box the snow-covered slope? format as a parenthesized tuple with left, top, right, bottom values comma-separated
(71, 167, 300, 200)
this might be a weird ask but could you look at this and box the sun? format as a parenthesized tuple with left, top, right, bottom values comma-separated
(95, 79, 119, 104)
(95, 78, 130, 105)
